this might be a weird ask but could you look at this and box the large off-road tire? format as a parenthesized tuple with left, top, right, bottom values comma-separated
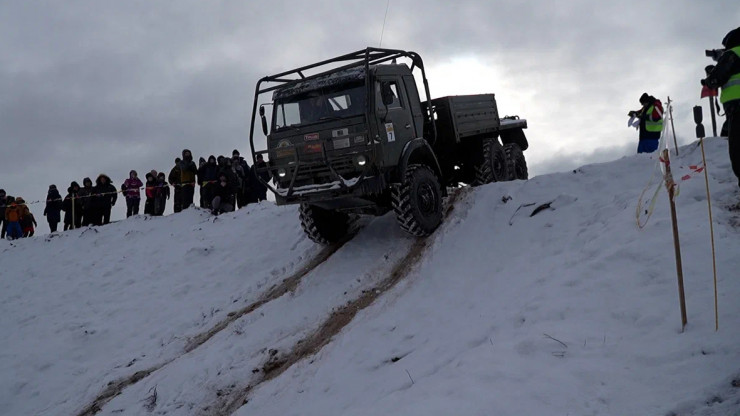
(504, 143, 528, 180)
(392, 164, 443, 237)
(299, 203, 352, 245)
(473, 138, 508, 185)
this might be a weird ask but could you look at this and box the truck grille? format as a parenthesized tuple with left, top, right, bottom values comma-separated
(292, 154, 358, 185)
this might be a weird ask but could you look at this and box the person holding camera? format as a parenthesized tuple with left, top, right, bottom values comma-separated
(628, 93, 664, 153)
(702, 27, 740, 187)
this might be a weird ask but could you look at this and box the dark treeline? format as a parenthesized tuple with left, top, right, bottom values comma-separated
(1, 149, 271, 240)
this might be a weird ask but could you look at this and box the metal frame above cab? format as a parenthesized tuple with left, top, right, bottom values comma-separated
(248, 47, 438, 167)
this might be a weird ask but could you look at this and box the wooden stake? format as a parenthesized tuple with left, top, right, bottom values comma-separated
(698, 138, 719, 331)
(662, 149, 687, 331)
(668, 96, 679, 155)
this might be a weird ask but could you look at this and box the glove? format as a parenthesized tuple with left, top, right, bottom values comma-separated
(700, 78, 707, 86)
(628, 110, 636, 117)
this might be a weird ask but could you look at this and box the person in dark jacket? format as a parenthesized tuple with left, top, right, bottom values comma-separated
(91, 174, 117, 225)
(629, 93, 664, 153)
(179, 149, 198, 210)
(0, 189, 7, 239)
(168, 158, 182, 213)
(79, 177, 94, 226)
(144, 172, 156, 215)
(44, 184, 63, 232)
(211, 173, 235, 215)
(217, 156, 239, 204)
(231, 150, 248, 208)
(154, 172, 170, 216)
(251, 154, 271, 202)
(703, 26, 740, 187)
(197, 157, 207, 208)
(122, 170, 144, 217)
(62, 181, 83, 230)
(199, 155, 219, 209)
(62, 184, 81, 231)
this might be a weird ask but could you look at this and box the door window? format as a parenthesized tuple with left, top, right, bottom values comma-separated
(378, 81, 403, 109)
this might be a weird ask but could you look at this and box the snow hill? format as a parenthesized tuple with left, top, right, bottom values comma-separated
(2, 138, 740, 416)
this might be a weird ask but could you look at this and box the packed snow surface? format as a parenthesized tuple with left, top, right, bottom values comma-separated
(1, 138, 739, 416)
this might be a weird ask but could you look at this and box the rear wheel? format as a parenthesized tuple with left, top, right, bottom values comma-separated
(392, 164, 443, 236)
(473, 138, 508, 185)
(504, 143, 528, 180)
(299, 203, 353, 244)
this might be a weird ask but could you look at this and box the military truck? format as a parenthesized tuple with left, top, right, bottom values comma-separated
(249, 48, 529, 244)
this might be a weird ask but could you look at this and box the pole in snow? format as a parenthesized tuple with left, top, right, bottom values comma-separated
(661, 149, 687, 331)
(694, 107, 719, 331)
(667, 96, 679, 155)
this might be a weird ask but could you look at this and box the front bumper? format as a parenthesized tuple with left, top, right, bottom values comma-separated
(254, 140, 378, 205)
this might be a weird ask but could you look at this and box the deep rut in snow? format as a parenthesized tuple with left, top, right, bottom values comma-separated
(210, 189, 468, 416)
(76, 237, 352, 416)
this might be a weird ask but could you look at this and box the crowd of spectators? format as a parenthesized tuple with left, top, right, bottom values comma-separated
(1, 148, 271, 240)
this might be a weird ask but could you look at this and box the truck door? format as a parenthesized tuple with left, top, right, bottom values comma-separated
(375, 76, 415, 165)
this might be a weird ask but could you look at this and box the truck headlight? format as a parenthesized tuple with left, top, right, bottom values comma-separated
(355, 155, 367, 167)
(277, 168, 287, 178)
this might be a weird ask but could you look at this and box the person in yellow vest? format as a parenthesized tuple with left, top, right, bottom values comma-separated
(703, 27, 740, 187)
(629, 93, 663, 153)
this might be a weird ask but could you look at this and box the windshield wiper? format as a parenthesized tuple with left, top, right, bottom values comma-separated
(318, 116, 343, 121)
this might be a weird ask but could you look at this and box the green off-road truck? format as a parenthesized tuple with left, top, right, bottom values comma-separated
(249, 48, 529, 244)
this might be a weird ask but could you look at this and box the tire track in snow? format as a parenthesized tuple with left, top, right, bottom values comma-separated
(210, 188, 468, 416)
(76, 235, 355, 416)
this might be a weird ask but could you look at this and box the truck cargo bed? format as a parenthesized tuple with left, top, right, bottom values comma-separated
(432, 94, 501, 142)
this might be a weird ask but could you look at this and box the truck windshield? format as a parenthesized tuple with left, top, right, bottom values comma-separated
(274, 82, 366, 130)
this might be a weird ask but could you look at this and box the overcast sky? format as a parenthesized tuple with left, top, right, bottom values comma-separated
(1, 0, 739, 233)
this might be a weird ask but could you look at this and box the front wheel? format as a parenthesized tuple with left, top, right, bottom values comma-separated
(392, 164, 443, 237)
(504, 143, 528, 180)
(299, 204, 353, 244)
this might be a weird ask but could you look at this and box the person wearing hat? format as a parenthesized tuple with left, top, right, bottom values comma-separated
(249, 153, 271, 202)
(179, 149, 198, 210)
(154, 172, 171, 216)
(79, 177, 94, 226)
(144, 172, 157, 215)
(89, 174, 117, 226)
(199, 155, 219, 209)
(43, 185, 63, 233)
(16, 197, 37, 237)
(702, 26, 740, 187)
(231, 149, 250, 208)
(62, 181, 83, 230)
(197, 157, 207, 208)
(168, 158, 182, 213)
(628, 93, 664, 153)
(4, 196, 22, 240)
(122, 170, 144, 217)
(211, 172, 235, 215)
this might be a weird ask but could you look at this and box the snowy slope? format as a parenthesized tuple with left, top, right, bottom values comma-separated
(2, 138, 739, 416)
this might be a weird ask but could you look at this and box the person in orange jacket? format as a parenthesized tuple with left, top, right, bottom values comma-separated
(16, 197, 37, 237)
(4, 196, 23, 240)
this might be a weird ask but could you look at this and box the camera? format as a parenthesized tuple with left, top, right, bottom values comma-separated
(705, 48, 725, 61)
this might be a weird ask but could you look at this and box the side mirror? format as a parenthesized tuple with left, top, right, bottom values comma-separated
(693, 105, 703, 124)
(693, 106, 705, 139)
(259, 105, 268, 136)
(381, 83, 395, 106)
(696, 124, 706, 139)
